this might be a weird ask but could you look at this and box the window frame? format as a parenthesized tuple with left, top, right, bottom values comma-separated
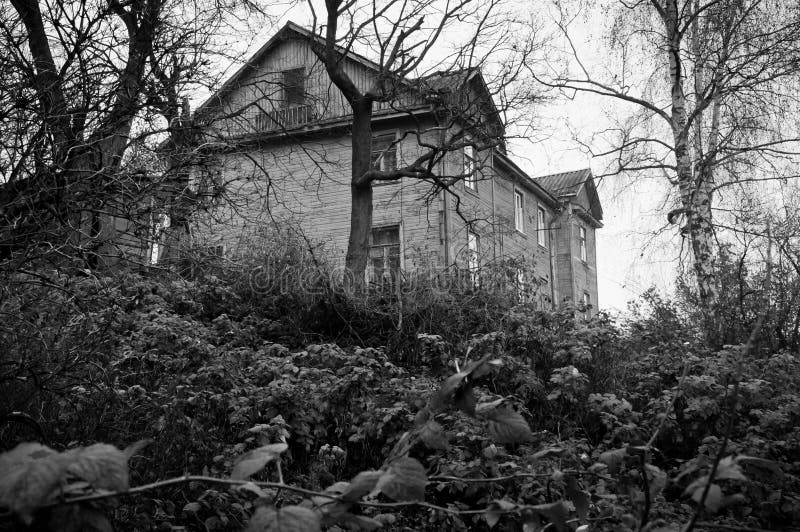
(514, 190, 525, 233)
(537, 206, 547, 248)
(370, 132, 399, 182)
(579, 225, 587, 262)
(282, 67, 306, 107)
(369, 224, 402, 283)
(463, 145, 478, 192)
(467, 230, 480, 285)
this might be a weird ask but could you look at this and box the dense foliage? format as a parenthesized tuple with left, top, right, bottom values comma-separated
(1, 266, 798, 531)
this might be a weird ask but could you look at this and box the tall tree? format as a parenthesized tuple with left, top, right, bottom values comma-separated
(305, 0, 539, 279)
(0, 0, 273, 268)
(534, 0, 800, 330)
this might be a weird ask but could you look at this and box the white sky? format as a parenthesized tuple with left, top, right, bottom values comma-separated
(212, 1, 685, 314)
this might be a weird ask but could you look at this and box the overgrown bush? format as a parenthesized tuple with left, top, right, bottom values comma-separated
(1, 260, 799, 531)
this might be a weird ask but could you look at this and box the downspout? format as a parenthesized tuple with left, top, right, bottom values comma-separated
(547, 211, 558, 306)
(490, 150, 497, 262)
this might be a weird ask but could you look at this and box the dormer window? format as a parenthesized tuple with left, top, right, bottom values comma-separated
(282, 68, 305, 107)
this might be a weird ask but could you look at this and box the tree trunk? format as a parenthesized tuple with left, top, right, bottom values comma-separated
(345, 99, 374, 283)
(663, 0, 719, 331)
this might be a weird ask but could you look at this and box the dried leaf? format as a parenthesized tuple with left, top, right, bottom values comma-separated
(245, 505, 321, 532)
(231, 443, 288, 480)
(374, 457, 426, 502)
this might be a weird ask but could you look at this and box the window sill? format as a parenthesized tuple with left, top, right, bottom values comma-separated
(463, 184, 479, 196)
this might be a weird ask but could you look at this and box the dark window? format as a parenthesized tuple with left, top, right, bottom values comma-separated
(369, 225, 401, 281)
(371, 133, 397, 172)
(282, 68, 305, 106)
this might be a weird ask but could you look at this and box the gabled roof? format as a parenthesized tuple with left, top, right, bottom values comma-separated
(194, 21, 503, 135)
(535, 168, 603, 222)
(195, 22, 383, 117)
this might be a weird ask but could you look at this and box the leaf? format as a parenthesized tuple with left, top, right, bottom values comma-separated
(691, 483, 722, 513)
(341, 471, 382, 502)
(737, 455, 784, 484)
(0, 446, 71, 524)
(374, 457, 427, 502)
(482, 405, 532, 444)
(714, 456, 747, 482)
(44, 504, 113, 532)
(231, 443, 288, 480)
(336, 513, 384, 530)
(432, 355, 494, 412)
(245, 505, 321, 532)
(485, 499, 516, 528)
(183, 502, 202, 514)
(123, 439, 151, 460)
(530, 501, 569, 532)
(599, 448, 628, 474)
(419, 420, 449, 450)
(565, 477, 589, 522)
(645, 464, 668, 498)
(67, 443, 130, 491)
(532, 447, 564, 460)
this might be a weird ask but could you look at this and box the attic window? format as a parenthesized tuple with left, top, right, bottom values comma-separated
(282, 68, 305, 106)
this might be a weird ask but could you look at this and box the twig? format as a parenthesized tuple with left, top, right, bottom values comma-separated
(9, 474, 600, 521)
(694, 524, 792, 532)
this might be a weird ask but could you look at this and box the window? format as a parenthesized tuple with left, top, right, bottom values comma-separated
(369, 225, 401, 282)
(582, 292, 591, 320)
(579, 226, 587, 262)
(514, 191, 524, 233)
(371, 133, 397, 172)
(149, 212, 170, 265)
(537, 207, 547, 247)
(463, 145, 477, 191)
(282, 68, 305, 106)
(467, 231, 479, 286)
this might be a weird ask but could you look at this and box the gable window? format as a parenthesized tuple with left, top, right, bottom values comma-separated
(371, 133, 397, 173)
(282, 68, 305, 107)
(514, 191, 524, 233)
(579, 226, 587, 262)
(463, 145, 477, 191)
(467, 230, 479, 285)
(370, 225, 401, 282)
(537, 207, 547, 247)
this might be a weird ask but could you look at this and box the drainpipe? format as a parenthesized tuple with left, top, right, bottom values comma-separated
(547, 209, 558, 306)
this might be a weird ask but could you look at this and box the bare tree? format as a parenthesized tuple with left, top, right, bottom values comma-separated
(533, 0, 800, 328)
(0, 0, 275, 270)
(301, 0, 541, 279)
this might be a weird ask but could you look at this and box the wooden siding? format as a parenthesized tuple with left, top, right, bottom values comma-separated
(203, 38, 426, 138)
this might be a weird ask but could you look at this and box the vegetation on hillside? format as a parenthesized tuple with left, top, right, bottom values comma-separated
(1, 256, 798, 531)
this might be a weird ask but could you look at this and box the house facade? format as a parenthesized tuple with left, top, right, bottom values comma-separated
(180, 22, 603, 311)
